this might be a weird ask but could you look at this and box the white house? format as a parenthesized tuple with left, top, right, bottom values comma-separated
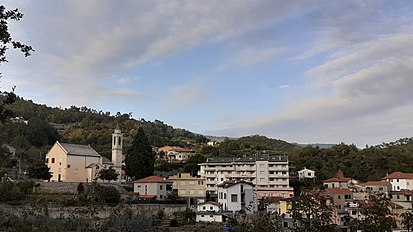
(217, 180, 258, 214)
(196, 201, 223, 222)
(381, 172, 413, 191)
(298, 168, 316, 180)
(133, 175, 173, 200)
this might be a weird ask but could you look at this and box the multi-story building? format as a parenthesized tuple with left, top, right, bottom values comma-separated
(198, 154, 290, 195)
(217, 180, 258, 213)
(168, 173, 206, 199)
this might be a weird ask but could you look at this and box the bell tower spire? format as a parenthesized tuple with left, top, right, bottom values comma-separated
(112, 124, 123, 180)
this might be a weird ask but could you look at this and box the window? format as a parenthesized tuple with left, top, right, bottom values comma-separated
(210, 207, 213, 210)
(338, 195, 341, 199)
(118, 136, 121, 145)
(231, 194, 237, 202)
(51, 158, 55, 163)
(181, 181, 186, 185)
(46, 158, 49, 163)
(160, 185, 163, 190)
(198, 190, 204, 195)
(224, 193, 227, 199)
(180, 190, 186, 195)
(189, 181, 195, 185)
(189, 189, 195, 195)
(113, 137, 116, 145)
(203, 206, 206, 210)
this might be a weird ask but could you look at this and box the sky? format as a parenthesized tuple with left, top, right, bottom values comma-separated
(1, 1, 413, 147)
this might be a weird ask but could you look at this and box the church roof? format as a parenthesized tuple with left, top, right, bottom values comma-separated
(102, 156, 113, 164)
(59, 142, 101, 157)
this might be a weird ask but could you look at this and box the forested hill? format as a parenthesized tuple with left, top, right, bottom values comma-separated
(2, 96, 208, 160)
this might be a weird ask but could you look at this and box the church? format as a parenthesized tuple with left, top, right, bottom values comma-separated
(45, 126, 123, 182)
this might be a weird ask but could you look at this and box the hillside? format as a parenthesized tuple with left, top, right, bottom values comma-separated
(1, 96, 207, 162)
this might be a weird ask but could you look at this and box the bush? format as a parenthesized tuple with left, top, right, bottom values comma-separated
(169, 219, 178, 227)
(97, 185, 120, 204)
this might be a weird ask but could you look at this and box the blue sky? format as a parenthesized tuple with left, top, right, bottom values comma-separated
(2, 1, 413, 147)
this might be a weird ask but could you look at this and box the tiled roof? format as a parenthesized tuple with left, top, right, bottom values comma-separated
(381, 172, 413, 180)
(198, 201, 222, 207)
(138, 195, 157, 199)
(133, 176, 173, 183)
(217, 180, 253, 188)
(325, 188, 352, 195)
(364, 181, 390, 186)
(102, 156, 113, 164)
(59, 142, 101, 157)
(323, 177, 352, 183)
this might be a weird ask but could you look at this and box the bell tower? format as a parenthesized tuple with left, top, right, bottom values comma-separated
(112, 124, 123, 179)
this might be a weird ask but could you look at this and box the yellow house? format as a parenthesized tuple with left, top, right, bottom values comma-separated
(46, 141, 111, 182)
(168, 173, 206, 198)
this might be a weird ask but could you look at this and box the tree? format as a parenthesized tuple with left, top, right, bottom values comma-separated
(0, 5, 34, 122)
(98, 168, 118, 182)
(125, 127, 155, 180)
(288, 190, 338, 232)
(183, 154, 206, 176)
(402, 211, 413, 232)
(354, 194, 396, 232)
(27, 162, 52, 180)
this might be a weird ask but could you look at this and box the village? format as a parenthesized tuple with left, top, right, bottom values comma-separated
(5, 125, 406, 231)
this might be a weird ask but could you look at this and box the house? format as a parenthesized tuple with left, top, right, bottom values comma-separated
(323, 177, 355, 189)
(349, 181, 391, 200)
(168, 173, 206, 199)
(133, 176, 173, 200)
(381, 172, 413, 191)
(158, 146, 195, 163)
(196, 201, 223, 222)
(298, 167, 316, 180)
(199, 154, 290, 196)
(45, 127, 123, 182)
(217, 180, 258, 214)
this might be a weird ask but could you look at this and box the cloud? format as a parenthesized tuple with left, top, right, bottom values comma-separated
(215, 18, 413, 146)
(218, 46, 283, 70)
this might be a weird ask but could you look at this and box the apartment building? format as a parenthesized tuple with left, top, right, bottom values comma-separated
(168, 172, 206, 198)
(198, 154, 290, 195)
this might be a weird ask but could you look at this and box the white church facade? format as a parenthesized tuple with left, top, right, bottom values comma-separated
(45, 126, 123, 182)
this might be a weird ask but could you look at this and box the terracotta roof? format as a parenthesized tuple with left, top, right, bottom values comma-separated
(323, 177, 352, 183)
(217, 180, 253, 188)
(364, 181, 390, 186)
(198, 201, 222, 207)
(138, 195, 157, 199)
(325, 188, 352, 195)
(133, 176, 173, 183)
(382, 172, 413, 180)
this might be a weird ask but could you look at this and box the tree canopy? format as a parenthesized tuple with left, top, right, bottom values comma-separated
(0, 5, 34, 122)
(98, 168, 118, 182)
(125, 127, 155, 180)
